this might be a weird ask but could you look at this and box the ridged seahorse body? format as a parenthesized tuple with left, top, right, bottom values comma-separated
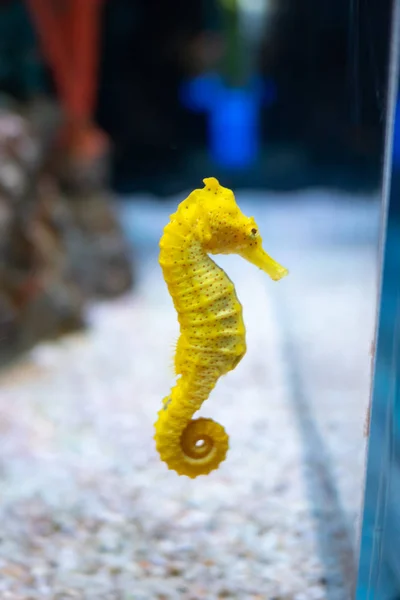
(155, 177, 288, 478)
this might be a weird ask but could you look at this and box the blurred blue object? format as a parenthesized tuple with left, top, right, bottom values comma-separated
(180, 73, 222, 111)
(180, 73, 276, 169)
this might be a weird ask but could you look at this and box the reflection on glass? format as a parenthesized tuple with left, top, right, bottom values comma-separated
(356, 1, 400, 598)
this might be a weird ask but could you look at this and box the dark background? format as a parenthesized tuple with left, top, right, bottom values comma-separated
(96, 0, 392, 195)
(0, 0, 392, 195)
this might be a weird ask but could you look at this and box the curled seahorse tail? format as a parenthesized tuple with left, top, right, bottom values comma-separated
(155, 416, 229, 478)
(154, 374, 229, 478)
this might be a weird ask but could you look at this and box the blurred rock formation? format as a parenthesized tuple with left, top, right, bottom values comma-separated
(0, 98, 133, 365)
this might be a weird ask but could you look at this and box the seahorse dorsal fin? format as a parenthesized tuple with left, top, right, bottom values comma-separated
(202, 177, 220, 192)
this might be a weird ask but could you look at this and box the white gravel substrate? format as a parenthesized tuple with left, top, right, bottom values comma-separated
(0, 190, 379, 599)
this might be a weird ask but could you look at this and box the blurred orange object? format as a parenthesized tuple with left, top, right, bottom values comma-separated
(25, 0, 107, 163)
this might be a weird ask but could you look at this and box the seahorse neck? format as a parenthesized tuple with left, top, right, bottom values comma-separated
(160, 209, 211, 268)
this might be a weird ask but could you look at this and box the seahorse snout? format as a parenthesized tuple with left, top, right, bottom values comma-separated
(239, 245, 288, 281)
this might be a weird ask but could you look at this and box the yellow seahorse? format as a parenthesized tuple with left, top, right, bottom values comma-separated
(155, 177, 288, 478)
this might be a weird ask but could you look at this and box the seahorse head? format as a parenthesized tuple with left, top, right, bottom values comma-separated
(197, 177, 288, 281)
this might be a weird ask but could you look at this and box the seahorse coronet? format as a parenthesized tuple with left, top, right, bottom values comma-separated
(154, 177, 288, 478)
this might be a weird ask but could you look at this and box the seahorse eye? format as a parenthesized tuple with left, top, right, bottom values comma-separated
(251, 228, 257, 235)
